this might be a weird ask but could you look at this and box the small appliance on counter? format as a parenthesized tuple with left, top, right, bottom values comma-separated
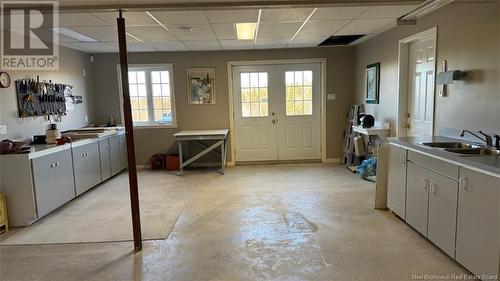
(46, 123, 61, 144)
(32, 135, 47, 144)
(358, 114, 375, 128)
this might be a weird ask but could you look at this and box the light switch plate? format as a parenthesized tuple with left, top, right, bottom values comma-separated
(327, 94, 336, 100)
(0, 125, 7, 135)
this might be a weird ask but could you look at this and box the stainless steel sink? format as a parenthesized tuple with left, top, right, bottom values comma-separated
(444, 148, 500, 156)
(421, 142, 480, 149)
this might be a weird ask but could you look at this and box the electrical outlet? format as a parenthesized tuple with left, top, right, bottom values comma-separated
(327, 94, 336, 100)
(0, 125, 7, 135)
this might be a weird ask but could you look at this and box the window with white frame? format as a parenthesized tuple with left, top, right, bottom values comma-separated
(120, 64, 176, 127)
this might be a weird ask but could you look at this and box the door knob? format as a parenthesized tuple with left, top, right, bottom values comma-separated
(272, 119, 276, 124)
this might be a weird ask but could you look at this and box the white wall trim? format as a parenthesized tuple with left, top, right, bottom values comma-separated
(227, 58, 328, 164)
(396, 26, 438, 137)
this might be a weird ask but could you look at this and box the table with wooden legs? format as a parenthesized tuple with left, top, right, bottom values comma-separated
(174, 130, 229, 175)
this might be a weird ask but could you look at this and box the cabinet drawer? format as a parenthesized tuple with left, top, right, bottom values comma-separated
(408, 151, 459, 179)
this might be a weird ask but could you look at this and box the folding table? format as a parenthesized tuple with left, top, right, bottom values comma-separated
(173, 129, 229, 175)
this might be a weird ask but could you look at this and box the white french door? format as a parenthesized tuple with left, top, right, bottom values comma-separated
(232, 63, 321, 162)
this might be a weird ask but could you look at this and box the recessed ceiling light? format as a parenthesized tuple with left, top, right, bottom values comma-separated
(236, 23, 257, 40)
(51, 27, 97, 42)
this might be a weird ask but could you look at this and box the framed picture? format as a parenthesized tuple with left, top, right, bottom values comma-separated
(365, 63, 380, 104)
(187, 68, 216, 104)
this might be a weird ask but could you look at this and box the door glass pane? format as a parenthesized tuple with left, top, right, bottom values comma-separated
(240, 72, 268, 117)
(285, 70, 313, 116)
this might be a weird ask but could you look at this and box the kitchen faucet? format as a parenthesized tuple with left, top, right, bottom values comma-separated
(459, 129, 493, 147)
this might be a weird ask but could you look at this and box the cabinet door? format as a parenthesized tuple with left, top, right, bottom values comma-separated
(387, 145, 408, 218)
(73, 142, 101, 195)
(456, 168, 500, 278)
(428, 171, 458, 257)
(99, 139, 112, 181)
(405, 161, 429, 236)
(32, 150, 75, 218)
(119, 134, 128, 170)
(109, 135, 122, 176)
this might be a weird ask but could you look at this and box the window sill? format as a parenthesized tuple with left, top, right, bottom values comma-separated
(133, 123, 177, 129)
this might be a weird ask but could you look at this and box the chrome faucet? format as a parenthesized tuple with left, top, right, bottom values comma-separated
(460, 129, 493, 147)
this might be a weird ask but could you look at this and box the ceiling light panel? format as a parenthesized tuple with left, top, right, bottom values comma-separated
(260, 8, 315, 23)
(205, 9, 259, 24)
(236, 23, 256, 40)
(52, 27, 98, 42)
(311, 6, 369, 21)
(148, 11, 209, 25)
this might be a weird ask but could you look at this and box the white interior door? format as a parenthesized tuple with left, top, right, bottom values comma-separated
(232, 63, 322, 162)
(407, 37, 436, 137)
(276, 64, 321, 160)
(233, 65, 277, 162)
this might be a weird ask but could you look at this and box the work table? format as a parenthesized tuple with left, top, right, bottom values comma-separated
(388, 136, 500, 178)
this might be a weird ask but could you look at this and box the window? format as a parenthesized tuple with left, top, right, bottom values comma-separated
(285, 70, 313, 116)
(240, 72, 268, 117)
(120, 64, 176, 127)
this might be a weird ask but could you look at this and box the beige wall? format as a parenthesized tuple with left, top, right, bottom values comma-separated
(354, 1, 500, 137)
(0, 46, 95, 141)
(92, 47, 355, 165)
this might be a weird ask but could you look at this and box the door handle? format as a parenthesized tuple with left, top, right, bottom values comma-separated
(421, 179, 429, 191)
(272, 119, 276, 124)
(430, 183, 438, 194)
(459, 177, 469, 190)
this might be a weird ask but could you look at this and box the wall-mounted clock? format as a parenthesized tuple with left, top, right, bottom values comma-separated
(0, 72, 11, 88)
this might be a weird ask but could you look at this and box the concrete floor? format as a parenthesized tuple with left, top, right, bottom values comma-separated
(0, 164, 470, 281)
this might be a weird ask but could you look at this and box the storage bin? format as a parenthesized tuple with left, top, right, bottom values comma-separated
(165, 155, 180, 171)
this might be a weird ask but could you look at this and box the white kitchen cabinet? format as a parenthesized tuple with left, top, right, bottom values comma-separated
(31, 149, 75, 218)
(405, 161, 429, 236)
(119, 133, 128, 171)
(109, 135, 122, 176)
(73, 142, 102, 196)
(99, 138, 112, 180)
(427, 171, 458, 257)
(387, 144, 407, 218)
(456, 167, 500, 279)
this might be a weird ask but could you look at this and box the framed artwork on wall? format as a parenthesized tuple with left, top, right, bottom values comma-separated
(187, 68, 216, 104)
(365, 63, 380, 104)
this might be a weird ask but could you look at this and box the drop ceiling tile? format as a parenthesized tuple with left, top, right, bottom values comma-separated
(220, 40, 254, 50)
(65, 42, 117, 53)
(358, 5, 417, 19)
(260, 8, 314, 23)
(184, 40, 221, 51)
(212, 23, 236, 40)
(311, 6, 369, 20)
(108, 42, 158, 52)
(258, 22, 301, 40)
(289, 36, 326, 46)
(255, 38, 288, 49)
(205, 9, 259, 23)
(92, 12, 157, 26)
(149, 41, 189, 51)
(148, 11, 208, 25)
(295, 20, 350, 39)
(60, 13, 109, 27)
(168, 24, 216, 41)
(126, 26, 177, 41)
(335, 18, 394, 35)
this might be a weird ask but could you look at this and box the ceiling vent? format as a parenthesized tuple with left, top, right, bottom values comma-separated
(318, 35, 365, 46)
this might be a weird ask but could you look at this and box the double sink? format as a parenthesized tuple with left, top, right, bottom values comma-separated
(422, 142, 500, 156)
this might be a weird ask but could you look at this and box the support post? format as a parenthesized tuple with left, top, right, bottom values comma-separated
(117, 10, 142, 252)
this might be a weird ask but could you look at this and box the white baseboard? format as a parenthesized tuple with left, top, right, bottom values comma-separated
(324, 158, 341, 163)
(136, 164, 150, 170)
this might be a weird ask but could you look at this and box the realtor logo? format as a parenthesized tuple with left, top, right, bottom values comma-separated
(1, 1, 59, 70)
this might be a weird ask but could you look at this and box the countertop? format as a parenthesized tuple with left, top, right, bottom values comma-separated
(389, 136, 500, 178)
(1, 130, 125, 159)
